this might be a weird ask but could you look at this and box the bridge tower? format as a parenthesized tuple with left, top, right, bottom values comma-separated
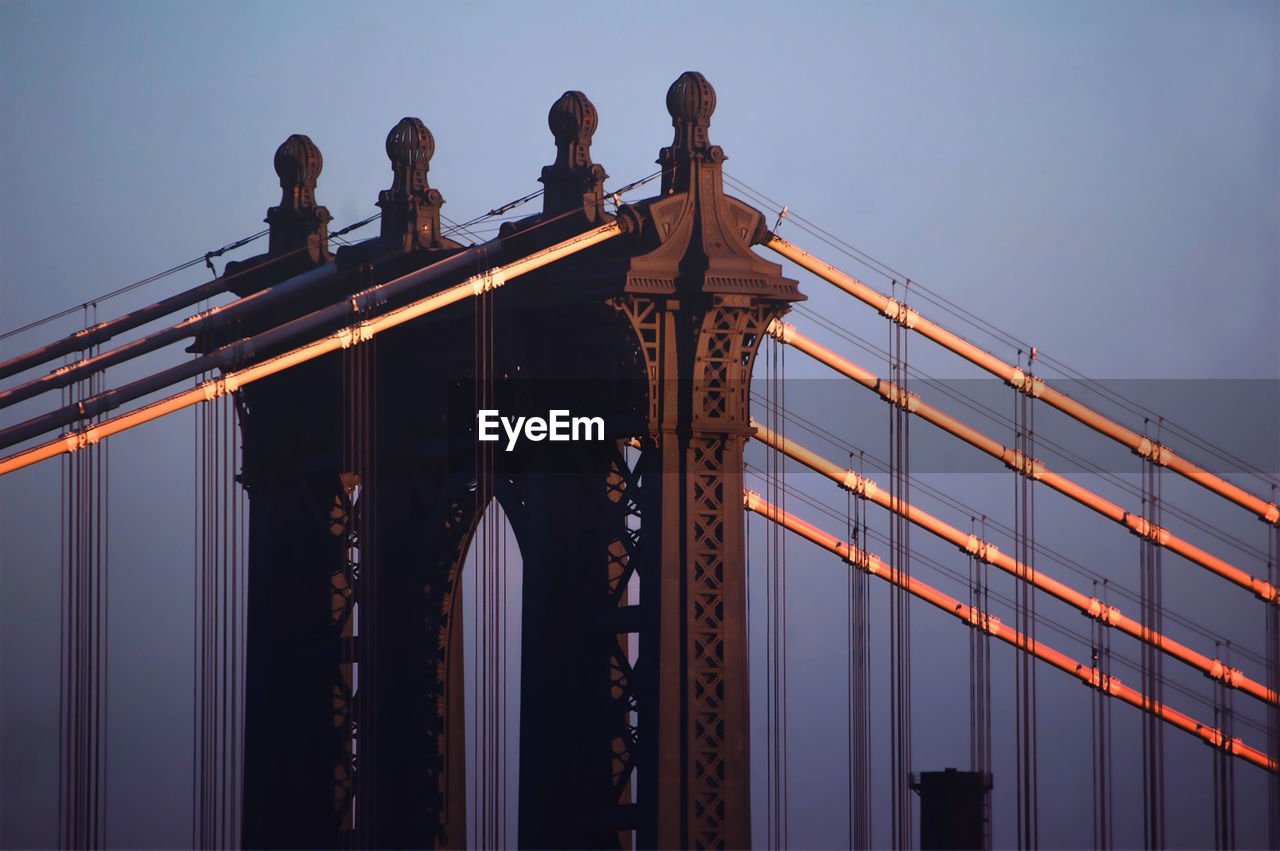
(231, 72, 800, 849)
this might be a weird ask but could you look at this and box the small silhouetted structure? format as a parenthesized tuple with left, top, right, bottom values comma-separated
(911, 768, 994, 850)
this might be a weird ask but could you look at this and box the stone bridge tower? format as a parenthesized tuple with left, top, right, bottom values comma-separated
(233, 72, 800, 850)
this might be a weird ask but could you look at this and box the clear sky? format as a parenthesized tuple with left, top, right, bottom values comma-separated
(1, 1, 1277, 848)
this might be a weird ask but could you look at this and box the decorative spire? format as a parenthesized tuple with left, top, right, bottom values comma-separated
(378, 117, 447, 253)
(266, 134, 332, 263)
(658, 71, 725, 194)
(385, 117, 435, 197)
(621, 72, 802, 303)
(541, 91, 607, 221)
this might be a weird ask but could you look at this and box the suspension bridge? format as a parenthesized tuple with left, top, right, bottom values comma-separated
(0, 72, 1276, 850)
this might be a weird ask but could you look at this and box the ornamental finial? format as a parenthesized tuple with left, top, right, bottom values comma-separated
(385, 117, 435, 196)
(273, 134, 324, 213)
(538, 91, 607, 221)
(378, 117, 447, 253)
(665, 71, 716, 127)
(658, 72, 725, 194)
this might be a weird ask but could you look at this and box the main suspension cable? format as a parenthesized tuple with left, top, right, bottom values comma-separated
(762, 234, 1279, 523)
(764, 319, 1277, 603)
(742, 489, 1278, 774)
(751, 393, 1270, 670)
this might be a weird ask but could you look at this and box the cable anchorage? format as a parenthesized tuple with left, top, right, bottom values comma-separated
(1087, 668, 1122, 695)
(1086, 598, 1123, 626)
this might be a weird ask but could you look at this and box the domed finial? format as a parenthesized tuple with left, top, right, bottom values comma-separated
(386, 117, 435, 172)
(378, 117, 451, 253)
(275, 135, 323, 187)
(274, 134, 323, 210)
(245, 134, 331, 286)
(658, 72, 724, 193)
(385, 117, 435, 197)
(548, 91, 598, 149)
(666, 71, 716, 127)
(533, 91, 608, 222)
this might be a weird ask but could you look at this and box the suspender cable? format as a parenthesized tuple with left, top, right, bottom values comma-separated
(0, 262, 339, 410)
(1091, 579, 1114, 850)
(749, 468, 1273, 741)
(0, 214, 623, 452)
(192, 376, 245, 849)
(791, 301, 1273, 569)
(847, 448, 871, 850)
(741, 490, 1279, 774)
(58, 313, 108, 850)
(764, 320, 1278, 605)
(763, 235, 1280, 527)
(345, 275, 377, 846)
(229, 390, 244, 849)
(0, 221, 623, 476)
(763, 393, 1274, 676)
(0, 238, 485, 450)
(1269, 508, 1280, 848)
(0, 231, 280, 382)
(976, 515, 993, 850)
(888, 281, 912, 850)
(1213, 641, 1237, 849)
(1140, 426, 1166, 849)
(748, 420, 1277, 705)
(0, 180, 632, 412)
(764, 335, 789, 849)
(1014, 352, 1039, 849)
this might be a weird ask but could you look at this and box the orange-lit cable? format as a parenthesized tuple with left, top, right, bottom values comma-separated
(750, 419, 1277, 706)
(766, 319, 1277, 605)
(742, 489, 1278, 775)
(0, 222, 623, 477)
(764, 234, 1280, 528)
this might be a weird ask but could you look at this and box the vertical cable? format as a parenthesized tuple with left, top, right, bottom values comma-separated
(887, 281, 912, 850)
(888, 284, 900, 851)
(780, 341, 790, 848)
(470, 257, 501, 849)
(1091, 579, 1108, 851)
(1104, 581, 1114, 851)
(763, 334, 787, 850)
(1012, 349, 1040, 850)
(342, 279, 378, 847)
(354, 296, 377, 848)
(847, 466, 855, 851)
(1022, 350, 1039, 849)
(846, 449, 870, 850)
(1225, 644, 1236, 851)
(231, 387, 245, 849)
(1212, 641, 1226, 849)
(1267, 496, 1279, 850)
(1140, 419, 1165, 850)
(970, 513, 992, 849)
(190, 334, 247, 849)
(60, 305, 108, 850)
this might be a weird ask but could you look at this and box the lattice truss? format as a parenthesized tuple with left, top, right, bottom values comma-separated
(327, 473, 360, 831)
(605, 441, 642, 802)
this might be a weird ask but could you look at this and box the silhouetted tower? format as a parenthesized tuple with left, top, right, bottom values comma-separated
(232, 72, 800, 850)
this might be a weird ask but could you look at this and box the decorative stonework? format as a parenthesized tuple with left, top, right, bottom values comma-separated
(266, 134, 333, 263)
(378, 117, 454, 254)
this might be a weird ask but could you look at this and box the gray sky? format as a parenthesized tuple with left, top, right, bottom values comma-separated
(2, 1, 1277, 848)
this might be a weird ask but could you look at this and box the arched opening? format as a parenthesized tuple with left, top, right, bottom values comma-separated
(460, 495, 524, 849)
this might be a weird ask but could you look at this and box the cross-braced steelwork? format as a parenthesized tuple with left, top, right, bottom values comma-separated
(216, 71, 800, 850)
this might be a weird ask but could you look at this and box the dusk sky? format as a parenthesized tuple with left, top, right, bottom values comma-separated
(1, 2, 1277, 848)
